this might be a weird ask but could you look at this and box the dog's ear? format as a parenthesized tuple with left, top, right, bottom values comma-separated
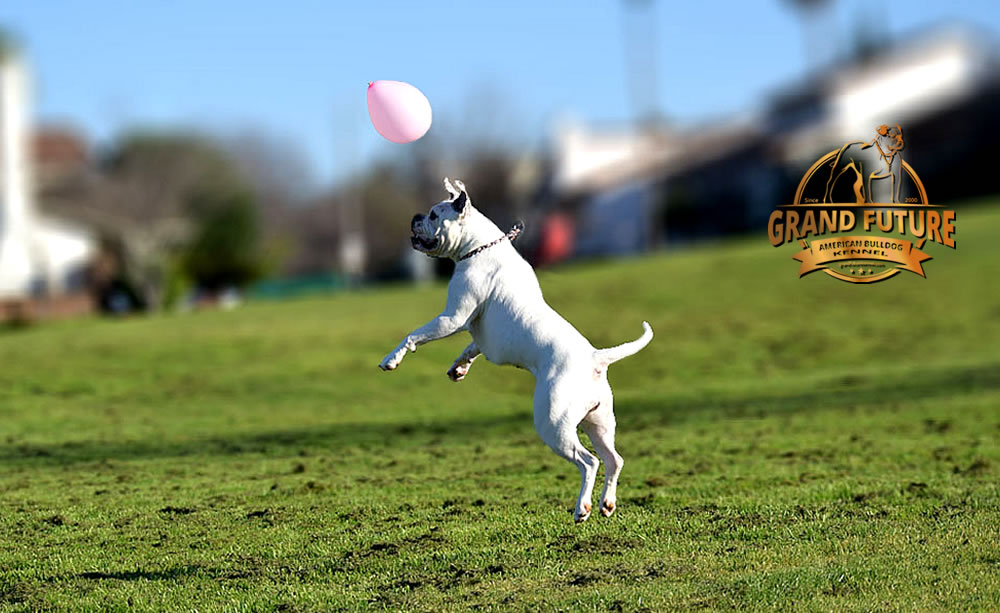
(449, 179, 470, 215)
(443, 177, 460, 199)
(451, 190, 468, 215)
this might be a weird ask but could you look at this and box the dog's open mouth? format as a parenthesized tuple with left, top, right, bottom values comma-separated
(410, 232, 440, 251)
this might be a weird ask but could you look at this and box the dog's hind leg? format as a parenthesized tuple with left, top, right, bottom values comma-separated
(580, 390, 622, 518)
(447, 341, 480, 382)
(534, 380, 599, 523)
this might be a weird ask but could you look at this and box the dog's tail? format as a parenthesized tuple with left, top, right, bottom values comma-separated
(594, 321, 653, 367)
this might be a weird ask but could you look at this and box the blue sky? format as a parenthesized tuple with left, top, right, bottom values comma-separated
(1, 1, 997, 187)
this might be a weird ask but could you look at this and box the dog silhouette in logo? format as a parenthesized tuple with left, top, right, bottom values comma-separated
(823, 124, 905, 204)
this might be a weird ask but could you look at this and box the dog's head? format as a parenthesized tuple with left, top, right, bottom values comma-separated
(410, 177, 475, 258)
(875, 124, 904, 155)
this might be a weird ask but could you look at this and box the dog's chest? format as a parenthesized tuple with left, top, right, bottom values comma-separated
(459, 253, 548, 371)
(468, 302, 524, 368)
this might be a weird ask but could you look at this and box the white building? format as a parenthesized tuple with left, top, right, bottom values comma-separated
(0, 40, 93, 301)
(776, 26, 998, 164)
(547, 24, 999, 257)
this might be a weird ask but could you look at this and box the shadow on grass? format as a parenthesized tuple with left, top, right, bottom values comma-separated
(2, 361, 998, 468)
(628, 361, 1000, 424)
(76, 566, 206, 581)
(68, 564, 266, 583)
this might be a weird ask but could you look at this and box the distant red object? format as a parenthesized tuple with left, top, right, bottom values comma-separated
(34, 128, 87, 167)
(536, 213, 574, 267)
(33, 127, 89, 185)
(0, 294, 94, 324)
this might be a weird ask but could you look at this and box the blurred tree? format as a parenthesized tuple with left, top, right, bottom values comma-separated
(101, 131, 243, 220)
(40, 128, 311, 303)
(45, 131, 287, 309)
(217, 130, 318, 279)
(181, 185, 269, 292)
(94, 132, 248, 306)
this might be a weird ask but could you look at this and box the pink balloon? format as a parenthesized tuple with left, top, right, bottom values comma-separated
(367, 80, 432, 144)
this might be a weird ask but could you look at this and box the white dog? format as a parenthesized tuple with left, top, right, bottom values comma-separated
(379, 178, 653, 522)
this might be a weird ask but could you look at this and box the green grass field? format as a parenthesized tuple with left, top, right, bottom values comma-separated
(2, 203, 999, 612)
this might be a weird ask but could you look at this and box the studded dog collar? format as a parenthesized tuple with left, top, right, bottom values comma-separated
(458, 221, 524, 262)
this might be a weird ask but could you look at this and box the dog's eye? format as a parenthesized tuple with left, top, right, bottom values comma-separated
(429, 211, 438, 221)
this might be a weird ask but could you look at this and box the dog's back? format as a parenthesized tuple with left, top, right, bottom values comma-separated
(462, 240, 652, 379)
(462, 241, 594, 377)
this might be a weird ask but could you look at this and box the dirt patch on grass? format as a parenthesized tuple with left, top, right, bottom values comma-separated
(367, 542, 399, 556)
(368, 561, 502, 606)
(923, 418, 952, 433)
(568, 570, 612, 586)
(342, 527, 448, 568)
(547, 533, 642, 555)
(78, 567, 198, 581)
(954, 459, 991, 476)
(623, 493, 658, 509)
(565, 562, 685, 590)
(0, 582, 39, 606)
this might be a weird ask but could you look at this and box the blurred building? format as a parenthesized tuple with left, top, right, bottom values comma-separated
(768, 24, 1000, 202)
(0, 40, 94, 320)
(544, 24, 1000, 261)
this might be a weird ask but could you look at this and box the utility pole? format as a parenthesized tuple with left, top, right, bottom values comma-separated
(336, 105, 366, 283)
(620, 0, 663, 123)
(783, 0, 836, 71)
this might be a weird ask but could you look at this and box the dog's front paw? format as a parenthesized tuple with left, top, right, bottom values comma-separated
(379, 351, 403, 371)
(446, 363, 469, 382)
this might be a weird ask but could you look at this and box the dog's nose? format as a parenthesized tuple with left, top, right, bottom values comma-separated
(411, 214, 424, 228)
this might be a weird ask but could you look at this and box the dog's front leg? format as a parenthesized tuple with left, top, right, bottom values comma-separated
(379, 315, 466, 371)
(379, 286, 480, 372)
(447, 342, 480, 382)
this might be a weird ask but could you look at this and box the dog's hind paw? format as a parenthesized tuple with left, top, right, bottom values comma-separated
(600, 500, 616, 517)
(446, 364, 469, 382)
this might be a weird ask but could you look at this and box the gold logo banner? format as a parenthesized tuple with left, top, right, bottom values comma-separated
(793, 236, 932, 277)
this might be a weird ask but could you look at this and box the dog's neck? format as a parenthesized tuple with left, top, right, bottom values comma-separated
(449, 208, 507, 262)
